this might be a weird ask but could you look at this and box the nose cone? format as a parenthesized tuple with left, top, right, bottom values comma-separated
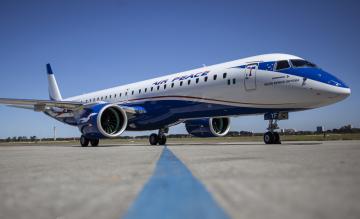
(331, 86, 351, 101)
(313, 79, 351, 106)
(337, 87, 351, 97)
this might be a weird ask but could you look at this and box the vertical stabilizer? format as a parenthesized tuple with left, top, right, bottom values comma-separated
(46, 64, 63, 101)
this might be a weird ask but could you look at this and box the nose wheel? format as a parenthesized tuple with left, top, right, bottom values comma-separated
(264, 131, 281, 144)
(264, 112, 288, 145)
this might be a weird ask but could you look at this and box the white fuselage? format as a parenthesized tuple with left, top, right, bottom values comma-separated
(66, 53, 350, 115)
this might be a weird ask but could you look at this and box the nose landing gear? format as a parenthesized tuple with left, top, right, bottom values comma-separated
(264, 112, 288, 144)
(149, 128, 168, 145)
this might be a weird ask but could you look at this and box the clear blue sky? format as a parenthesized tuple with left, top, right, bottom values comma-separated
(0, 0, 359, 138)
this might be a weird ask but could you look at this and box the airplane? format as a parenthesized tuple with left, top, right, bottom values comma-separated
(0, 54, 351, 146)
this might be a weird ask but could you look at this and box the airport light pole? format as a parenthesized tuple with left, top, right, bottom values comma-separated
(53, 126, 56, 141)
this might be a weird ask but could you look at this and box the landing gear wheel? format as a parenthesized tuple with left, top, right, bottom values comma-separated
(149, 133, 159, 145)
(90, 139, 99, 146)
(158, 135, 167, 145)
(264, 132, 274, 144)
(80, 135, 89, 147)
(273, 132, 281, 144)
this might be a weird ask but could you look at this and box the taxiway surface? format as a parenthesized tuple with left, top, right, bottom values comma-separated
(0, 141, 359, 219)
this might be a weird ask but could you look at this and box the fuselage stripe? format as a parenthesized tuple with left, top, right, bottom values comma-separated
(114, 95, 298, 107)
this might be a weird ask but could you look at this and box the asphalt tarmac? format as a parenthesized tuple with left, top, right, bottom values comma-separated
(0, 141, 359, 219)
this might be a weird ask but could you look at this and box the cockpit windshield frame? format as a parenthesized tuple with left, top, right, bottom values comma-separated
(290, 59, 317, 68)
(275, 60, 291, 71)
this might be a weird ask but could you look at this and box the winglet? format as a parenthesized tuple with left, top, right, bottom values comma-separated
(46, 64, 63, 101)
(46, 63, 53, 75)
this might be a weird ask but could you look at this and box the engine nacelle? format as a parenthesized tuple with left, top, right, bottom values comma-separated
(185, 117, 230, 137)
(78, 104, 128, 139)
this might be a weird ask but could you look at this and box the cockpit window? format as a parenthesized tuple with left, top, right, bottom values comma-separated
(290, 59, 317, 68)
(275, 60, 290, 70)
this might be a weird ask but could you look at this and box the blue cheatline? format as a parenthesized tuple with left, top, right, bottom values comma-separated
(122, 146, 230, 219)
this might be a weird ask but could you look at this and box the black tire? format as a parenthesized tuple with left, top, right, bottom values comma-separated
(158, 135, 167, 145)
(80, 135, 89, 147)
(90, 139, 99, 146)
(264, 132, 274, 144)
(149, 133, 158, 145)
(273, 132, 281, 144)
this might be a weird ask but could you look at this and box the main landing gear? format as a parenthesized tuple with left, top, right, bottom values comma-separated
(149, 128, 168, 145)
(263, 112, 288, 145)
(80, 135, 99, 147)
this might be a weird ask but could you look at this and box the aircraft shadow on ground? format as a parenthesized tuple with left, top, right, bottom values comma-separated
(69, 142, 323, 147)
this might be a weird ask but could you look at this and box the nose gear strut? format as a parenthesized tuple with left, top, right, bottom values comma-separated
(263, 112, 288, 144)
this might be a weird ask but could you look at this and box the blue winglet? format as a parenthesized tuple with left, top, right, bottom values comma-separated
(46, 63, 53, 75)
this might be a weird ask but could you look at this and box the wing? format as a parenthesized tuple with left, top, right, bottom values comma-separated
(0, 98, 83, 111)
(0, 98, 145, 115)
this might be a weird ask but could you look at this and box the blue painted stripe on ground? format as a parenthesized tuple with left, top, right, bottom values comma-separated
(122, 146, 230, 219)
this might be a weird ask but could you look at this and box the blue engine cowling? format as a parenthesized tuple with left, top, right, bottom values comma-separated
(185, 117, 230, 137)
(77, 103, 128, 139)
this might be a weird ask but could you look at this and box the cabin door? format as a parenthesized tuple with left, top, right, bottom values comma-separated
(244, 63, 258, 90)
(125, 88, 129, 103)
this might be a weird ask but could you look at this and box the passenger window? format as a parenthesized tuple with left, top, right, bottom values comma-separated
(151, 87, 153, 92)
(213, 74, 217, 80)
(188, 80, 191, 85)
(164, 84, 166, 89)
(180, 81, 183, 86)
(145, 88, 147, 93)
(101, 97, 103, 100)
(97, 97, 100, 101)
(223, 73, 227, 79)
(109, 95, 112, 99)
(227, 79, 231, 85)
(196, 78, 199, 83)
(157, 86, 160, 90)
(125, 92, 127, 96)
(171, 83, 174, 88)
(93, 98, 95, 102)
(139, 89, 141, 94)
(233, 78, 236, 84)
(276, 60, 290, 70)
(114, 94, 116, 98)
(204, 76, 208, 82)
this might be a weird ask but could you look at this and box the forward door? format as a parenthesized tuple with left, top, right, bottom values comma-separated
(244, 63, 258, 90)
